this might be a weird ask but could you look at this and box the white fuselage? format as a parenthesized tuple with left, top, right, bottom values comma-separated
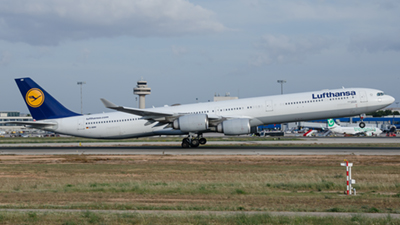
(37, 88, 394, 139)
(329, 126, 383, 136)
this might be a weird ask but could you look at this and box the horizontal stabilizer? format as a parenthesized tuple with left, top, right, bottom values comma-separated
(1, 121, 57, 128)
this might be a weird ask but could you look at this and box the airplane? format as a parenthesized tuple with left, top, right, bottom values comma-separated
(4, 77, 395, 147)
(327, 119, 383, 136)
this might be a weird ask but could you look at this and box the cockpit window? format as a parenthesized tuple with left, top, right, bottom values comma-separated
(377, 92, 385, 96)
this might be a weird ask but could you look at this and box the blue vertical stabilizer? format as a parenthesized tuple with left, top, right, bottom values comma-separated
(15, 78, 81, 120)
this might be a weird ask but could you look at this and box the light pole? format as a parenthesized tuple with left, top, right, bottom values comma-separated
(77, 81, 86, 114)
(277, 80, 287, 132)
(277, 80, 286, 95)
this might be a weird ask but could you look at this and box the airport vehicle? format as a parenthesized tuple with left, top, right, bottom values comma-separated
(384, 125, 397, 137)
(6, 78, 395, 147)
(327, 119, 383, 136)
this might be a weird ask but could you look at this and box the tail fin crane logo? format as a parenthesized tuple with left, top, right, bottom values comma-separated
(26, 88, 45, 108)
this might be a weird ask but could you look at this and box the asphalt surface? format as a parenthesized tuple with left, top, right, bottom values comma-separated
(0, 137, 399, 155)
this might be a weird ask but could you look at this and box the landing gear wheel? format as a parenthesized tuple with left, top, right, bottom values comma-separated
(181, 140, 190, 148)
(191, 139, 200, 148)
(181, 134, 205, 148)
(359, 122, 366, 128)
(199, 138, 207, 145)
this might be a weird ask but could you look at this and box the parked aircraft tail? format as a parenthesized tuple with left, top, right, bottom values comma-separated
(15, 78, 81, 120)
(303, 129, 317, 137)
(327, 119, 339, 129)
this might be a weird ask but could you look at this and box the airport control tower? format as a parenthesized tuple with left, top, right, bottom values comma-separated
(133, 79, 151, 109)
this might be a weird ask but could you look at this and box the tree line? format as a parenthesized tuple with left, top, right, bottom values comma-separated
(367, 110, 400, 117)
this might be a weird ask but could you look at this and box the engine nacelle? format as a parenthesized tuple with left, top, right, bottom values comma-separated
(217, 119, 251, 135)
(172, 114, 209, 132)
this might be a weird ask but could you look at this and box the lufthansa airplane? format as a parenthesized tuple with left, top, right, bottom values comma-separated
(7, 78, 395, 147)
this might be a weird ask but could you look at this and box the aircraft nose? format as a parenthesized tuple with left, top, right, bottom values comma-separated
(380, 95, 395, 105)
(387, 95, 395, 104)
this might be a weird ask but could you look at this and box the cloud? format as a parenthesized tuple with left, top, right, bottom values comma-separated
(0, 51, 11, 66)
(378, 0, 400, 10)
(250, 34, 334, 66)
(171, 45, 188, 56)
(75, 48, 91, 64)
(236, 0, 400, 38)
(0, 0, 226, 46)
(348, 34, 400, 53)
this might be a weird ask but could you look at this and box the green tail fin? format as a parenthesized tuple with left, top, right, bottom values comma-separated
(327, 119, 336, 128)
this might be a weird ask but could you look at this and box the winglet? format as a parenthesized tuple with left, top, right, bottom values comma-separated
(100, 98, 119, 109)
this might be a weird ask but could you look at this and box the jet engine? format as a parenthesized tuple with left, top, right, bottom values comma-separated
(172, 114, 209, 132)
(217, 119, 251, 135)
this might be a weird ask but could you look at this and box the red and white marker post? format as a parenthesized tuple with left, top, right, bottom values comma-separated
(340, 160, 356, 195)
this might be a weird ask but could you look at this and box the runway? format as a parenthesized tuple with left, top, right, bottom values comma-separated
(0, 147, 399, 155)
(0, 146, 400, 155)
(0, 137, 399, 155)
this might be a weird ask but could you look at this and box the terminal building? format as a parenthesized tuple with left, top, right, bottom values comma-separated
(0, 111, 33, 133)
(213, 93, 238, 102)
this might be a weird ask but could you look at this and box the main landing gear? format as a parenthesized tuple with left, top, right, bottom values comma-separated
(181, 133, 207, 148)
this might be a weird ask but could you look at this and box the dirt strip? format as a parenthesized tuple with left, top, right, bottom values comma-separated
(0, 209, 398, 218)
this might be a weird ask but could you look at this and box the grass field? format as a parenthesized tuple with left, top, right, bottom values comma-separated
(0, 211, 398, 225)
(0, 154, 399, 224)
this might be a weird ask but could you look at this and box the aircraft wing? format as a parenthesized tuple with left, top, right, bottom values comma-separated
(100, 98, 224, 125)
(101, 98, 176, 118)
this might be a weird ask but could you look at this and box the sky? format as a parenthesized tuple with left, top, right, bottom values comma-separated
(1, 0, 400, 114)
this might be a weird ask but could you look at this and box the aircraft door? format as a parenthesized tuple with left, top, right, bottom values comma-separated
(215, 108, 220, 115)
(78, 118, 85, 130)
(359, 91, 368, 103)
(265, 100, 273, 112)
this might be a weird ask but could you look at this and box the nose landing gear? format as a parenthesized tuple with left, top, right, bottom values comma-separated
(359, 114, 366, 128)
